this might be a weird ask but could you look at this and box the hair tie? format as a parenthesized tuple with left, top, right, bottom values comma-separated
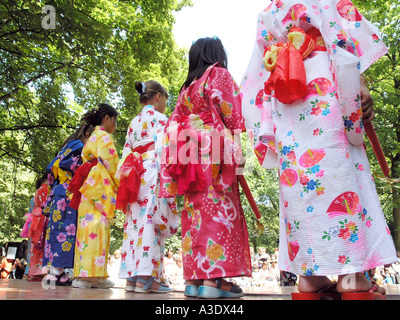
(141, 82, 147, 96)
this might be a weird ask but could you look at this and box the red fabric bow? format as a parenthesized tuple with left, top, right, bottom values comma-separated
(264, 27, 326, 105)
(165, 111, 213, 196)
(264, 43, 308, 104)
(116, 143, 153, 213)
(68, 158, 98, 210)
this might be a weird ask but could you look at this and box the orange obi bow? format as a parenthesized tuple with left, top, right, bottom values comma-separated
(116, 143, 154, 214)
(263, 26, 326, 104)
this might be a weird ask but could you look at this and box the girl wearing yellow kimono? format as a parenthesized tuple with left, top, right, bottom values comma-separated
(70, 103, 120, 289)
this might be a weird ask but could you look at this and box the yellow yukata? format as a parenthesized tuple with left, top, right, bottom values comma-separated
(73, 126, 120, 278)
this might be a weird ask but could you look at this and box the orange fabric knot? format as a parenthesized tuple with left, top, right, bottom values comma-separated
(286, 27, 316, 59)
(263, 43, 284, 72)
(262, 26, 326, 105)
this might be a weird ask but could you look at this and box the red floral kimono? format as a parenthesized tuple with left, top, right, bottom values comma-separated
(27, 183, 49, 277)
(159, 64, 252, 280)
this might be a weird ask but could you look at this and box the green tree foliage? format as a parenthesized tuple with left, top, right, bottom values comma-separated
(240, 135, 280, 253)
(2, 0, 399, 260)
(0, 0, 191, 246)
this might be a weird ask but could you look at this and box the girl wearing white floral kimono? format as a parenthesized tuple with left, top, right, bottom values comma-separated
(241, 0, 397, 299)
(116, 80, 179, 293)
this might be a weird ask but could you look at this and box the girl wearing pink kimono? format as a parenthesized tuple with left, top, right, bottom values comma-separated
(159, 37, 252, 298)
(241, 0, 397, 299)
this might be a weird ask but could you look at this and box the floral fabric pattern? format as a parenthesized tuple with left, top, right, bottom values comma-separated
(118, 105, 179, 281)
(240, 0, 397, 276)
(42, 139, 83, 269)
(27, 183, 49, 276)
(73, 126, 120, 278)
(160, 65, 252, 280)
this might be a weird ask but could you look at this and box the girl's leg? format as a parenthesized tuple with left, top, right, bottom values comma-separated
(336, 272, 386, 295)
(298, 275, 335, 293)
(185, 279, 203, 286)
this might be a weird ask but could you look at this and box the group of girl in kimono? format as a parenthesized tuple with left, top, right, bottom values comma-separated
(24, 0, 397, 300)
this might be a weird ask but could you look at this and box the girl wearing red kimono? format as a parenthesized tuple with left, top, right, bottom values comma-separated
(27, 175, 49, 281)
(159, 37, 252, 298)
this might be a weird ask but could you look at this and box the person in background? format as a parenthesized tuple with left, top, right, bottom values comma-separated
(14, 257, 27, 279)
(70, 103, 120, 289)
(27, 175, 49, 281)
(117, 81, 178, 293)
(20, 192, 36, 278)
(0, 248, 13, 279)
(160, 37, 252, 299)
(42, 121, 94, 286)
(163, 248, 176, 285)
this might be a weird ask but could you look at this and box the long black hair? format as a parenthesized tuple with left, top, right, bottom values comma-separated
(61, 124, 95, 148)
(35, 173, 47, 189)
(80, 103, 118, 128)
(181, 37, 228, 91)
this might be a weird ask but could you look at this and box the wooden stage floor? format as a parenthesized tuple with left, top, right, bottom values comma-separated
(1, 279, 400, 300)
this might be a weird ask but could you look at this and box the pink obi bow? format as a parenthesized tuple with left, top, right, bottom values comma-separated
(20, 213, 33, 238)
(165, 110, 214, 196)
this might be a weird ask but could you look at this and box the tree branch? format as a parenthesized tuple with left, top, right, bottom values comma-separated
(0, 62, 73, 102)
(0, 27, 44, 39)
(0, 124, 76, 132)
(0, 146, 40, 173)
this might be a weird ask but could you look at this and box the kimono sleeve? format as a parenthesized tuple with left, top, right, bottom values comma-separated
(96, 131, 120, 188)
(153, 112, 168, 141)
(316, 0, 388, 74)
(315, 0, 388, 145)
(158, 109, 181, 199)
(240, 15, 279, 169)
(121, 122, 135, 160)
(152, 198, 179, 238)
(58, 140, 83, 174)
(208, 67, 246, 134)
(240, 10, 273, 118)
(254, 98, 279, 169)
(35, 184, 49, 209)
(154, 113, 168, 165)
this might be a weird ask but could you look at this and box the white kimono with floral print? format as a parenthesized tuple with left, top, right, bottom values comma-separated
(240, 0, 397, 276)
(118, 105, 179, 280)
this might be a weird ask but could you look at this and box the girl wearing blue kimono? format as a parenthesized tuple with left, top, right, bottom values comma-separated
(42, 123, 94, 286)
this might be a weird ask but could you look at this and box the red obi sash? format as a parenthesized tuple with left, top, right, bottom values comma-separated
(116, 142, 154, 213)
(164, 110, 214, 196)
(68, 158, 98, 210)
(263, 26, 327, 104)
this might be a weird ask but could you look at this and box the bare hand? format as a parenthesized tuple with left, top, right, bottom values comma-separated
(360, 76, 375, 124)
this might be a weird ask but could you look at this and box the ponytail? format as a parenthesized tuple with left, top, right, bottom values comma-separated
(135, 81, 168, 105)
(80, 103, 118, 128)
